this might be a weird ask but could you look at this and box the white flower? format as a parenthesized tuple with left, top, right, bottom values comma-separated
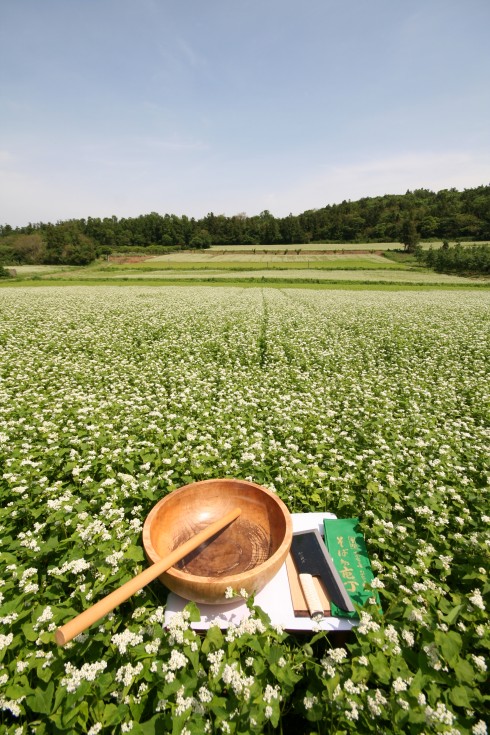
(175, 688, 194, 716)
(167, 649, 187, 671)
(0, 698, 24, 718)
(34, 606, 53, 628)
(392, 677, 410, 693)
(328, 647, 348, 663)
(221, 662, 254, 697)
(263, 684, 281, 703)
(408, 607, 425, 624)
(49, 558, 90, 576)
(198, 686, 213, 704)
(425, 701, 455, 726)
(207, 649, 225, 677)
(345, 701, 359, 721)
(111, 630, 143, 655)
(115, 662, 143, 687)
(384, 625, 399, 644)
(145, 640, 159, 655)
(468, 589, 485, 612)
(303, 695, 318, 710)
(367, 689, 387, 716)
(401, 629, 415, 647)
(61, 661, 108, 692)
(357, 611, 380, 634)
(471, 655, 487, 672)
(472, 720, 487, 735)
(105, 550, 124, 572)
(0, 634, 13, 652)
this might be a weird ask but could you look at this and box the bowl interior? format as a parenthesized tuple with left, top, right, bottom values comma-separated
(145, 479, 289, 580)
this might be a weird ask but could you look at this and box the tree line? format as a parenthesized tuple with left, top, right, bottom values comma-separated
(1, 184, 489, 266)
(416, 241, 490, 276)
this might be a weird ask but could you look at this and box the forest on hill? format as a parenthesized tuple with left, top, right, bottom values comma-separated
(1, 184, 490, 267)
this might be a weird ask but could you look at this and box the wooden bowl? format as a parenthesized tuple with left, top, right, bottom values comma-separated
(142, 478, 292, 605)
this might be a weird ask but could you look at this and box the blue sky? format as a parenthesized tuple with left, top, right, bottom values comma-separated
(1, 0, 489, 227)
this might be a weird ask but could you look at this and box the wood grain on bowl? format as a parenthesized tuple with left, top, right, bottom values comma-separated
(142, 478, 292, 604)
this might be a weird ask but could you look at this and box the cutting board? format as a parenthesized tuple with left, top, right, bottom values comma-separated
(285, 553, 331, 617)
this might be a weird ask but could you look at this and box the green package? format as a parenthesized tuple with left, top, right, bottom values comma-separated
(323, 517, 381, 618)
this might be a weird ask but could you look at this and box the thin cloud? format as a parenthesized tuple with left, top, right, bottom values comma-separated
(176, 36, 207, 71)
(0, 150, 14, 165)
(331, 152, 471, 178)
(276, 151, 490, 214)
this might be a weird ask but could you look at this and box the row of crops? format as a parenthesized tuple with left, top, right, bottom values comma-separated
(0, 286, 488, 733)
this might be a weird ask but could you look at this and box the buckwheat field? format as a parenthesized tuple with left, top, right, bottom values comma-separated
(0, 286, 488, 734)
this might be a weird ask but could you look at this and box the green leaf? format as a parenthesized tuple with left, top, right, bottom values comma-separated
(77, 700, 89, 728)
(368, 651, 391, 684)
(36, 663, 54, 683)
(22, 622, 38, 642)
(439, 630, 462, 667)
(52, 684, 67, 713)
(408, 668, 429, 695)
(61, 704, 80, 728)
(202, 625, 224, 652)
(449, 685, 472, 708)
(130, 697, 147, 721)
(407, 707, 427, 724)
(184, 600, 201, 623)
(6, 684, 27, 700)
(95, 671, 114, 697)
(454, 658, 475, 684)
(442, 604, 463, 625)
(125, 544, 145, 562)
(243, 636, 265, 656)
(250, 656, 266, 676)
(40, 535, 59, 554)
(171, 708, 192, 735)
(103, 703, 125, 726)
(138, 715, 169, 734)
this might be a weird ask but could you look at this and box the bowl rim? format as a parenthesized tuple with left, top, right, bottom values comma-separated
(142, 478, 293, 584)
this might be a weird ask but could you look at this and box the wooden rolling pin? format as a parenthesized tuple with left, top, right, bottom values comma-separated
(55, 506, 242, 646)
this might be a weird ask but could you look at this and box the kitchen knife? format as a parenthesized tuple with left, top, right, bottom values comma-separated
(290, 529, 355, 618)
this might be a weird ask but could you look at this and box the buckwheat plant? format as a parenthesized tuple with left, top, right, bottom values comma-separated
(0, 286, 488, 733)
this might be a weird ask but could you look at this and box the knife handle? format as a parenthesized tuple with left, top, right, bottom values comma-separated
(299, 574, 324, 621)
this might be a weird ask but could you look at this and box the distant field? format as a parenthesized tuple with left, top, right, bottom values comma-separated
(7, 264, 77, 275)
(207, 242, 442, 252)
(147, 252, 398, 265)
(102, 254, 405, 270)
(31, 268, 486, 285)
(3, 242, 488, 288)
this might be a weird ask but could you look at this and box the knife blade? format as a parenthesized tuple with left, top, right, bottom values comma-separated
(291, 529, 355, 616)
